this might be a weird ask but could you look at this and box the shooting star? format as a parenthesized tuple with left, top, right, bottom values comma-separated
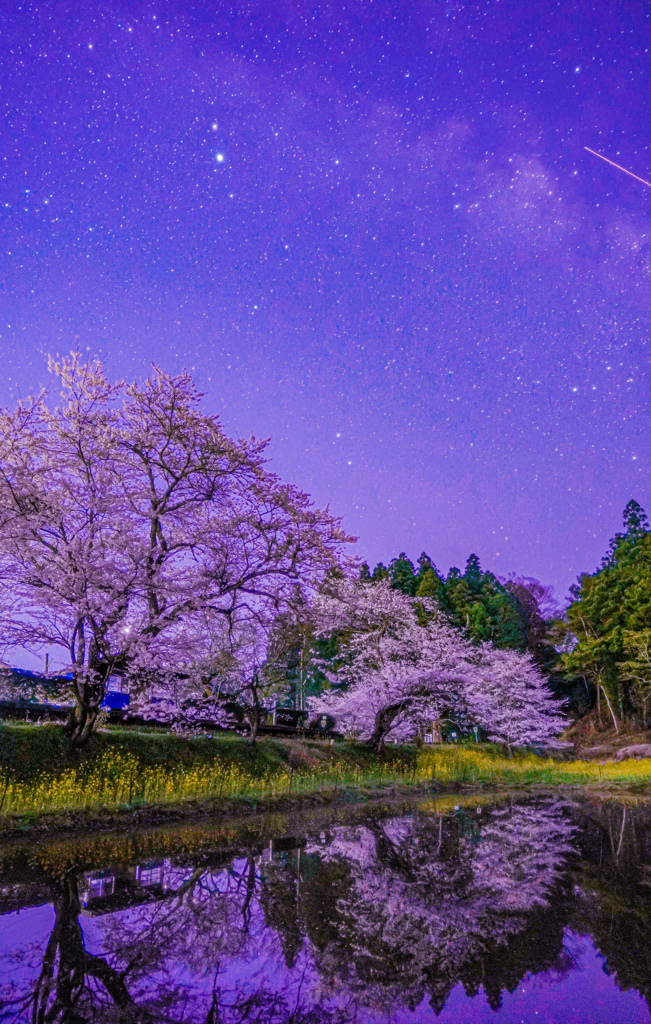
(584, 146, 651, 190)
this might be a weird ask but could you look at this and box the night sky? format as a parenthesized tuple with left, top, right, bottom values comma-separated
(0, 0, 649, 605)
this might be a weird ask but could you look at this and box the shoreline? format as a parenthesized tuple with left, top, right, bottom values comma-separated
(0, 780, 435, 842)
(2, 776, 651, 844)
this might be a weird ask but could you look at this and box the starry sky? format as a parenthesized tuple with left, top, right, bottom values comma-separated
(0, 0, 649, 605)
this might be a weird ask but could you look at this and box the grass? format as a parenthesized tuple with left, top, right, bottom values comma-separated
(0, 750, 415, 815)
(0, 721, 292, 779)
(418, 744, 651, 788)
(2, 723, 651, 823)
(0, 722, 416, 818)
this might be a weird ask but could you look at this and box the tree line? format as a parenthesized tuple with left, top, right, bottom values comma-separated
(328, 499, 651, 739)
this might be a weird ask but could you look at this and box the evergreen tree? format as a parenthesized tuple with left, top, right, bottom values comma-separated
(415, 567, 448, 614)
(372, 551, 526, 649)
(388, 553, 418, 596)
(563, 500, 651, 728)
(442, 555, 524, 649)
(371, 561, 390, 583)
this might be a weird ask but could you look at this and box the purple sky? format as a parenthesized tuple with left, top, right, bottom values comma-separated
(0, 0, 648, 603)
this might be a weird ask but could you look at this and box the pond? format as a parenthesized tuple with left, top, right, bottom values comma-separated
(1, 793, 650, 1022)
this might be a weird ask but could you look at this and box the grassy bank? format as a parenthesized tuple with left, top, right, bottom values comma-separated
(420, 745, 651, 788)
(2, 724, 651, 830)
(0, 723, 416, 819)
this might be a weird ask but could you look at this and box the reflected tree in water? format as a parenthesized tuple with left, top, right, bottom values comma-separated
(570, 800, 651, 1011)
(1, 868, 140, 1022)
(300, 801, 576, 1012)
(0, 854, 337, 1022)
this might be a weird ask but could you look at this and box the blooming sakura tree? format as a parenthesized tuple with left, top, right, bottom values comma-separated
(466, 646, 567, 754)
(309, 578, 475, 748)
(123, 668, 240, 736)
(0, 355, 354, 745)
(127, 610, 289, 740)
(308, 578, 567, 751)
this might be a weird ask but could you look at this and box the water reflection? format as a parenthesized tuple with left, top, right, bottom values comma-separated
(1, 796, 651, 1022)
(299, 803, 576, 1013)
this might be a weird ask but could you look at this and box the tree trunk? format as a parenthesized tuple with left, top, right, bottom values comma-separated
(32, 870, 138, 1019)
(64, 703, 100, 749)
(368, 702, 407, 751)
(600, 684, 619, 734)
(431, 718, 443, 743)
(243, 676, 265, 744)
(246, 707, 261, 743)
(64, 666, 109, 748)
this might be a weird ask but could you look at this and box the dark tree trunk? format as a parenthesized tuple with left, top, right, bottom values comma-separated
(368, 701, 408, 751)
(248, 712, 260, 743)
(64, 656, 117, 748)
(244, 675, 265, 743)
(245, 705, 262, 743)
(65, 703, 101, 749)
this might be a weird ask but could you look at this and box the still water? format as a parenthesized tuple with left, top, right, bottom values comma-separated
(0, 794, 650, 1023)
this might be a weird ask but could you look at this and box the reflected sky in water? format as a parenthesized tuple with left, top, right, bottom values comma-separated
(1, 795, 650, 1022)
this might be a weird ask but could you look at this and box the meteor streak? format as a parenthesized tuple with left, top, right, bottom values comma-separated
(584, 146, 651, 190)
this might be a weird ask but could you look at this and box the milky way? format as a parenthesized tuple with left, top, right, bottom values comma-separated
(0, 0, 648, 601)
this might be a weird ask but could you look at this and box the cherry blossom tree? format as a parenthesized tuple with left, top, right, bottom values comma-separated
(128, 610, 289, 740)
(309, 578, 475, 748)
(0, 354, 354, 746)
(308, 579, 567, 751)
(466, 645, 567, 755)
(123, 672, 240, 735)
